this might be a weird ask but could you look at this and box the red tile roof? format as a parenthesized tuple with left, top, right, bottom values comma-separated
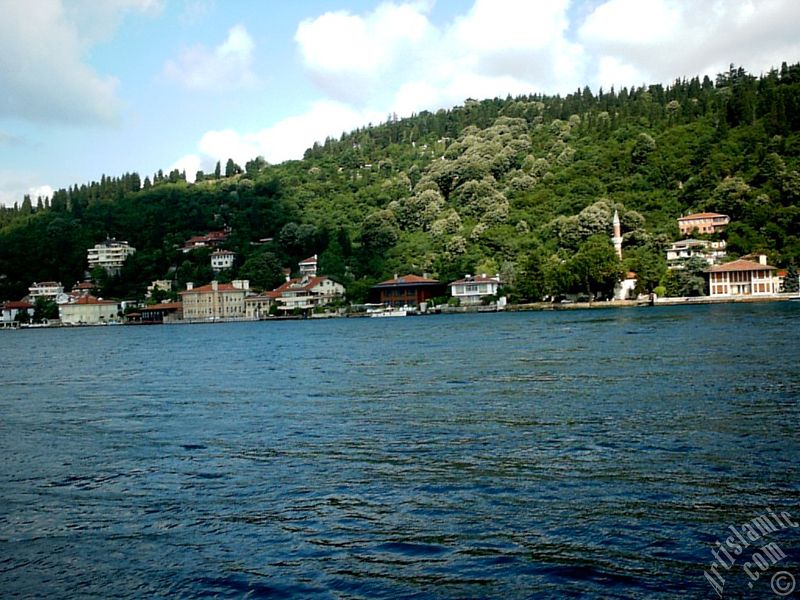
(707, 259, 776, 273)
(272, 276, 332, 294)
(678, 212, 729, 221)
(3, 300, 33, 310)
(74, 295, 118, 305)
(299, 254, 317, 265)
(374, 274, 440, 287)
(143, 302, 182, 311)
(180, 282, 244, 294)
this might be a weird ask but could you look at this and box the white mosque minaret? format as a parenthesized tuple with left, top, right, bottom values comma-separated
(612, 209, 623, 260)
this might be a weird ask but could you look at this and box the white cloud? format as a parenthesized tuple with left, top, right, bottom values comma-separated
(0, 171, 53, 208)
(163, 24, 257, 90)
(0, 0, 157, 125)
(169, 0, 800, 174)
(294, 0, 585, 115)
(578, 0, 800, 89)
(179, 101, 384, 176)
(296, 3, 435, 106)
(169, 154, 203, 182)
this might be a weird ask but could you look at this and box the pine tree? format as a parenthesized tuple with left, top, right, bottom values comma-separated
(782, 264, 799, 293)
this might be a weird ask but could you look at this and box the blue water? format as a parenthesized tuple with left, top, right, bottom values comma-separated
(1, 304, 799, 599)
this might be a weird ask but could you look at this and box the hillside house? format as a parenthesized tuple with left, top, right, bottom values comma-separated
(677, 213, 730, 236)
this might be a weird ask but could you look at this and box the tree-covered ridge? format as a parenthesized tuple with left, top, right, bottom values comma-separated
(1, 63, 799, 302)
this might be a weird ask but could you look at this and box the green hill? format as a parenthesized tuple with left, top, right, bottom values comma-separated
(2, 62, 799, 303)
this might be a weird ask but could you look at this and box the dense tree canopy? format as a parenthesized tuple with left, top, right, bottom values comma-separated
(2, 62, 800, 303)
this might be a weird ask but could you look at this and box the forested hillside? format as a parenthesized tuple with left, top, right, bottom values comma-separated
(2, 63, 799, 303)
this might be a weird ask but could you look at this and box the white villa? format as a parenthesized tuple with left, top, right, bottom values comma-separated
(272, 276, 345, 313)
(707, 255, 779, 297)
(210, 249, 236, 271)
(449, 274, 501, 306)
(28, 281, 66, 302)
(87, 239, 136, 274)
(299, 255, 318, 277)
(666, 239, 727, 268)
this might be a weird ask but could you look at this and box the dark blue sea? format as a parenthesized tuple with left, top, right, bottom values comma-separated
(1, 304, 799, 599)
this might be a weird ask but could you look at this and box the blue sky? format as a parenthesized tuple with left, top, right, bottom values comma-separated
(1, 0, 799, 207)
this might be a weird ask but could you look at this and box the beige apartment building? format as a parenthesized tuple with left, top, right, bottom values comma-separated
(677, 212, 730, 236)
(179, 280, 249, 321)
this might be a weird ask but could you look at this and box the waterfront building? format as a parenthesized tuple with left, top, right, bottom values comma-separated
(677, 212, 730, 236)
(138, 302, 183, 323)
(245, 292, 279, 320)
(707, 255, 779, 297)
(1, 300, 34, 324)
(87, 239, 135, 275)
(272, 276, 345, 313)
(179, 280, 249, 321)
(449, 274, 501, 306)
(59, 295, 120, 324)
(372, 274, 443, 308)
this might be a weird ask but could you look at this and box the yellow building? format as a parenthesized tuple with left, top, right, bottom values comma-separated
(179, 280, 249, 321)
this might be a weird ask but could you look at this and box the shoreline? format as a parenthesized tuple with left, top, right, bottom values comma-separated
(4, 294, 798, 329)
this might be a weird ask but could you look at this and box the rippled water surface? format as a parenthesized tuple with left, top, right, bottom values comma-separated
(1, 304, 799, 598)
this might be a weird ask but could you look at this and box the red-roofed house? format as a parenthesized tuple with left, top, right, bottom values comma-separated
(59, 295, 121, 324)
(677, 212, 730, 236)
(181, 230, 229, 253)
(707, 255, 779, 297)
(2, 300, 34, 324)
(271, 276, 345, 313)
(372, 274, 443, 307)
(179, 280, 250, 321)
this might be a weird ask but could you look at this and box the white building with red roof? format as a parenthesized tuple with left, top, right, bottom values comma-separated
(271, 276, 344, 313)
(1, 300, 34, 324)
(59, 295, 120, 325)
(707, 255, 779, 297)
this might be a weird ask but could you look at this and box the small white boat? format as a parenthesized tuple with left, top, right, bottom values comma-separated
(367, 305, 410, 318)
